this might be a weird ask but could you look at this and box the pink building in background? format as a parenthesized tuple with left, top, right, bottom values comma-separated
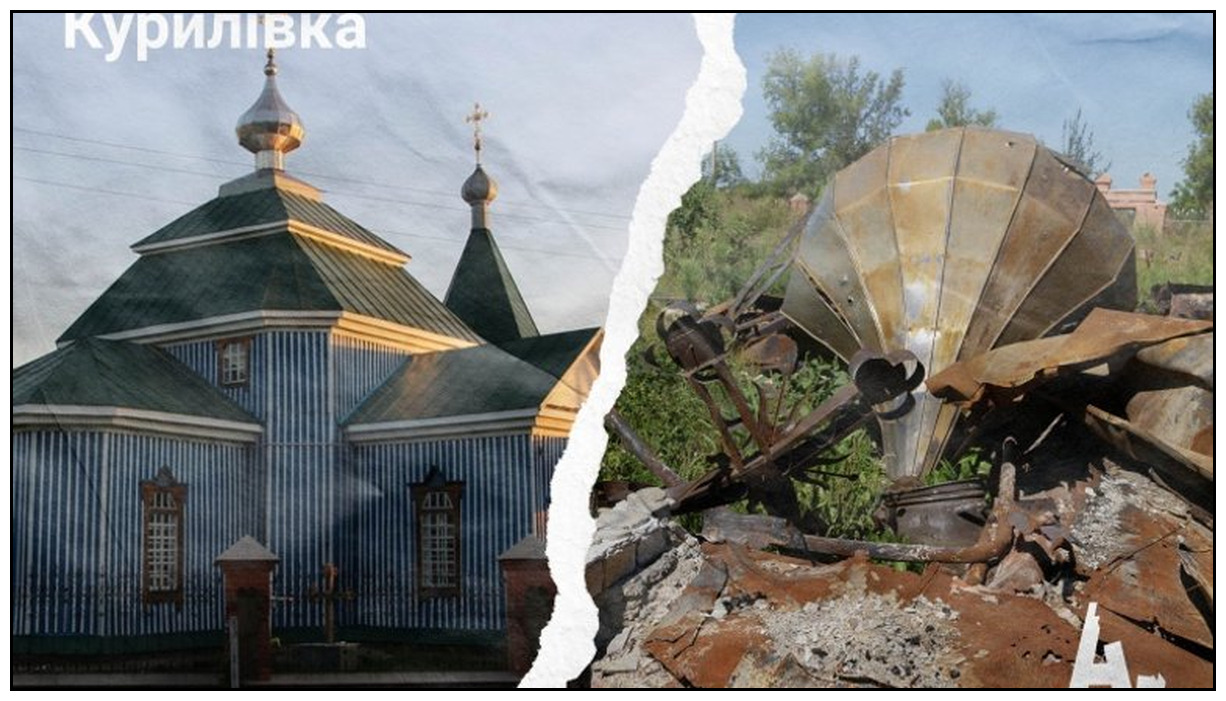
(1095, 172, 1168, 230)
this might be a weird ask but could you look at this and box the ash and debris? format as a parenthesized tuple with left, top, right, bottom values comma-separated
(586, 439, 1213, 687)
(1068, 463, 1192, 569)
(591, 535, 705, 686)
(761, 592, 963, 688)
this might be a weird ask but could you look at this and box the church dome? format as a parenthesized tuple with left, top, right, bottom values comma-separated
(461, 165, 498, 206)
(236, 49, 304, 170)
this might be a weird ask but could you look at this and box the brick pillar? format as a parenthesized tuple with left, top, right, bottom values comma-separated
(499, 535, 555, 676)
(215, 536, 280, 683)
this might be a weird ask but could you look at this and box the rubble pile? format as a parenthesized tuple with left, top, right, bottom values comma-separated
(585, 434, 1214, 687)
(592, 127, 1214, 687)
(760, 593, 961, 688)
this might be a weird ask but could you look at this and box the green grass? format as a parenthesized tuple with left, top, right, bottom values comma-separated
(1133, 219, 1214, 301)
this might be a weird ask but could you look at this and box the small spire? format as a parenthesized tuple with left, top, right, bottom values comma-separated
(461, 102, 498, 230)
(264, 47, 278, 76)
(465, 102, 490, 165)
(236, 48, 304, 171)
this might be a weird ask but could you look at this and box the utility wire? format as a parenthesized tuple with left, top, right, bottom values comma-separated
(14, 141, 632, 233)
(13, 175, 623, 263)
(13, 126, 634, 221)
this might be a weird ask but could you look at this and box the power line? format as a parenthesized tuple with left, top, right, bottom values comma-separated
(13, 175, 622, 264)
(15, 145, 230, 181)
(15, 139, 633, 234)
(13, 176, 200, 207)
(13, 126, 634, 221)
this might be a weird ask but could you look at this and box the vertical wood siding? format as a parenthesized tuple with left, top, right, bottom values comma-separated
(531, 435, 566, 520)
(17, 330, 570, 644)
(331, 334, 410, 419)
(336, 433, 554, 632)
(263, 330, 334, 630)
(165, 337, 267, 420)
(11, 429, 258, 638)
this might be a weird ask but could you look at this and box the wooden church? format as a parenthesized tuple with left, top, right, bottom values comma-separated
(11, 52, 600, 655)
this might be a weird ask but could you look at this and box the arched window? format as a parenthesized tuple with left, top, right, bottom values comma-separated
(412, 467, 463, 598)
(141, 466, 186, 606)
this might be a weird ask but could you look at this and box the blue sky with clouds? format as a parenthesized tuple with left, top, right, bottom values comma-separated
(727, 13, 1213, 193)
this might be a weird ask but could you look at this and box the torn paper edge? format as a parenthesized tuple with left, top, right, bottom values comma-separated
(520, 12, 746, 688)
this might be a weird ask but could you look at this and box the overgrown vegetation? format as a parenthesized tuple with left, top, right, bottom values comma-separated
(1059, 108, 1110, 178)
(1132, 220, 1214, 301)
(1169, 92, 1214, 219)
(758, 50, 908, 197)
(925, 79, 998, 131)
(600, 47, 1212, 541)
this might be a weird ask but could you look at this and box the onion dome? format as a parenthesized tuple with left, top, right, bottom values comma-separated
(461, 165, 499, 207)
(236, 49, 304, 171)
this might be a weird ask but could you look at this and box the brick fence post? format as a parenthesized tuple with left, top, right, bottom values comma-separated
(215, 536, 280, 683)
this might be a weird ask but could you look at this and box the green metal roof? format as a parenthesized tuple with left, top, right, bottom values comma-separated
(344, 328, 598, 425)
(13, 338, 257, 423)
(496, 327, 600, 380)
(444, 228, 538, 344)
(59, 232, 480, 343)
(134, 186, 405, 257)
(343, 343, 559, 424)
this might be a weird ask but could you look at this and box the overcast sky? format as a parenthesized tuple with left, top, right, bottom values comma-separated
(727, 13, 1214, 193)
(11, 13, 701, 365)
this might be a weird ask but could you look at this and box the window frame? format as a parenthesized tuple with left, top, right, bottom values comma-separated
(217, 337, 252, 387)
(140, 466, 187, 607)
(411, 469, 464, 599)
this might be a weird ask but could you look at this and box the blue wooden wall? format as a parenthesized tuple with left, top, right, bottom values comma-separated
(11, 429, 259, 638)
(331, 334, 411, 418)
(336, 433, 552, 632)
(16, 330, 565, 644)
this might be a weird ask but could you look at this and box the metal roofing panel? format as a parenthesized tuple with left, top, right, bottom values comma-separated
(60, 233, 480, 344)
(343, 343, 559, 424)
(134, 187, 404, 256)
(444, 228, 538, 343)
(59, 235, 338, 341)
(294, 235, 481, 342)
(495, 327, 600, 380)
(13, 338, 257, 423)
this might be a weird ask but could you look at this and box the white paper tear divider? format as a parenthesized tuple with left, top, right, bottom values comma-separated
(520, 13, 747, 689)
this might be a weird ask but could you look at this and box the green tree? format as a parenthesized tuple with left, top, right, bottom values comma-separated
(701, 143, 746, 189)
(925, 79, 997, 131)
(758, 50, 908, 196)
(1059, 108, 1110, 177)
(1170, 93, 1213, 218)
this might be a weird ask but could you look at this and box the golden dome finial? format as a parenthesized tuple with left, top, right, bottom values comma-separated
(236, 48, 304, 171)
(264, 47, 277, 76)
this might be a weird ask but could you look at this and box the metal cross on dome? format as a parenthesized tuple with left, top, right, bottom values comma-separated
(465, 102, 490, 164)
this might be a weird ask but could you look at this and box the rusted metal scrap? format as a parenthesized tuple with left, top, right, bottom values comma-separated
(927, 308, 1214, 491)
(801, 454, 1016, 564)
(927, 308, 1212, 406)
(648, 302, 923, 528)
(604, 409, 685, 488)
(616, 300, 1030, 566)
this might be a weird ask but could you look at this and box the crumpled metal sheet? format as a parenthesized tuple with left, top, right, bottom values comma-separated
(1080, 500, 1214, 653)
(927, 309, 1212, 405)
(782, 127, 1137, 480)
(1083, 405, 1213, 481)
(1134, 331, 1214, 390)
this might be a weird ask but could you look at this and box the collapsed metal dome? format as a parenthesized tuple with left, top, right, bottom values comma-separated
(781, 127, 1137, 481)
